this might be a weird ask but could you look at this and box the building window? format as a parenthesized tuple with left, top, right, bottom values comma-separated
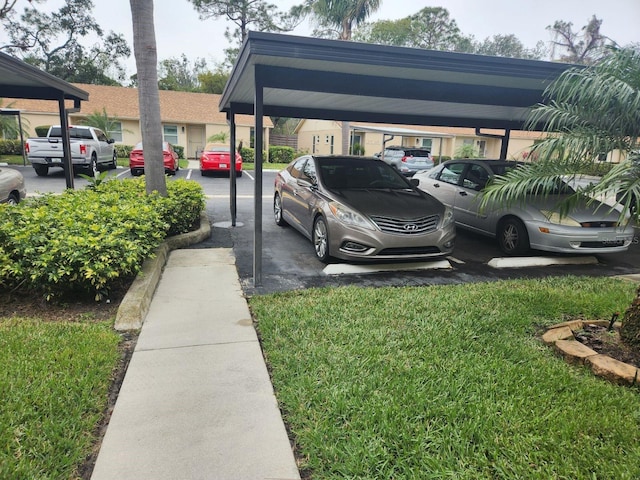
(421, 138, 433, 150)
(477, 140, 487, 157)
(109, 122, 123, 142)
(330, 135, 334, 154)
(163, 125, 178, 144)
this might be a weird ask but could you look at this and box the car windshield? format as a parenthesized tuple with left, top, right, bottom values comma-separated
(318, 158, 412, 190)
(205, 144, 229, 152)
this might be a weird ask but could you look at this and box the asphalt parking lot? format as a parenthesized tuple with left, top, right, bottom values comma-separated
(13, 163, 640, 296)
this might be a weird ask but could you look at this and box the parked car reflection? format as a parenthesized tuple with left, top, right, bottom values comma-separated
(0, 166, 26, 205)
(273, 155, 455, 263)
(413, 159, 635, 255)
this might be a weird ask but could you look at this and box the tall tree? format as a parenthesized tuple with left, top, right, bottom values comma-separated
(130, 0, 166, 196)
(547, 15, 615, 64)
(295, 0, 381, 40)
(474, 34, 546, 60)
(0, 0, 38, 20)
(198, 68, 230, 94)
(158, 54, 208, 91)
(187, 0, 294, 66)
(481, 47, 640, 346)
(1, 0, 130, 84)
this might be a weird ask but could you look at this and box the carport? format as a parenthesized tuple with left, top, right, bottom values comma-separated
(219, 31, 574, 286)
(0, 52, 88, 189)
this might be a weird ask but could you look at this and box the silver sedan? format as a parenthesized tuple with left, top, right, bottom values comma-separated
(413, 159, 635, 255)
(0, 166, 26, 205)
(273, 155, 456, 263)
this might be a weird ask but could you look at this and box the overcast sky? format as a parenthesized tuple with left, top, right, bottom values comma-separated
(8, 0, 640, 76)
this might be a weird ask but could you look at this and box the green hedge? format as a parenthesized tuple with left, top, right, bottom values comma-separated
(0, 178, 205, 301)
(173, 145, 185, 159)
(114, 144, 134, 158)
(35, 125, 50, 137)
(0, 140, 23, 155)
(241, 146, 298, 164)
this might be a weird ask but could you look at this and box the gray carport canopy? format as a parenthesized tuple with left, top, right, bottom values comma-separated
(0, 52, 88, 189)
(218, 31, 575, 286)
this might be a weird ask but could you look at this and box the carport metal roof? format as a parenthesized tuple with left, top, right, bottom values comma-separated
(219, 31, 576, 286)
(220, 31, 573, 130)
(0, 52, 89, 188)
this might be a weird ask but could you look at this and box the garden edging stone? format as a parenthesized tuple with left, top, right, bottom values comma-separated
(114, 211, 211, 331)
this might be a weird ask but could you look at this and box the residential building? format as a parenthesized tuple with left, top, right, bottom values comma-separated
(4, 84, 272, 158)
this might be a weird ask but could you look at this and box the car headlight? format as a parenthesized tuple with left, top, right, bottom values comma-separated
(442, 206, 455, 227)
(540, 210, 581, 227)
(328, 202, 376, 230)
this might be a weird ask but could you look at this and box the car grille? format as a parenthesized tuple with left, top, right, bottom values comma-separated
(378, 246, 442, 255)
(580, 221, 619, 228)
(580, 241, 626, 248)
(369, 215, 440, 235)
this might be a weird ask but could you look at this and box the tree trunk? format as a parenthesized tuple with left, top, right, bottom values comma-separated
(620, 285, 640, 349)
(130, 0, 166, 196)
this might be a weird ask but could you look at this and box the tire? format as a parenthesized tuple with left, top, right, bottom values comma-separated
(274, 193, 287, 226)
(108, 151, 117, 170)
(313, 215, 331, 263)
(7, 192, 19, 205)
(237, 170, 243, 177)
(498, 217, 530, 255)
(34, 165, 48, 177)
(87, 154, 98, 175)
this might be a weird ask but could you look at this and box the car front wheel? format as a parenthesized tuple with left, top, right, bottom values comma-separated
(274, 193, 287, 226)
(34, 165, 48, 177)
(498, 217, 529, 255)
(313, 215, 331, 263)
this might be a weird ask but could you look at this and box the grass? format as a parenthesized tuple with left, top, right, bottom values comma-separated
(251, 276, 640, 479)
(243, 162, 289, 171)
(0, 317, 121, 479)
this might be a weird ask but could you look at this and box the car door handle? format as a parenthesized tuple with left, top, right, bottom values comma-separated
(458, 191, 468, 196)
(433, 183, 440, 188)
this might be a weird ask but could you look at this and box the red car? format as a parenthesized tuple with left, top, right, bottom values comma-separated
(199, 143, 242, 176)
(129, 141, 180, 176)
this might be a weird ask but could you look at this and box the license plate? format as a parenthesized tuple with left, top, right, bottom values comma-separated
(219, 164, 227, 168)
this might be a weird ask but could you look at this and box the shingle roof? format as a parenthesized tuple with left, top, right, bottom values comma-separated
(3, 83, 270, 127)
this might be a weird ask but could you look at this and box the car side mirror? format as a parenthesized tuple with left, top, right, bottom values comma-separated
(409, 178, 419, 187)
(297, 178, 316, 189)
(108, 138, 115, 144)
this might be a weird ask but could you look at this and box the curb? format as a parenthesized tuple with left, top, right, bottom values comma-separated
(114, 211, 211, 331)
(543, 319, 639, 386)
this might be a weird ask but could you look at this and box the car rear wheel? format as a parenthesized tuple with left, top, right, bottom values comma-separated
(7, 192, 19, 205)
(86, 154, 98, 175)
(274, 193, 287, 226)
(498, 217, 529, 255)
(34, 165, 48, 177)
(313, 215, 331, 263)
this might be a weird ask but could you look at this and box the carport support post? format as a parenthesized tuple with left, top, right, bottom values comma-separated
(57, 96, 74, 189)
(253, 77, 264, 287)
(500, 129, 511, 160)
(228, 111, 237, 226)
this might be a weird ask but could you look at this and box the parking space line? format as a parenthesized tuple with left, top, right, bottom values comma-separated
(323, 260, 452, 276)
(488, 256, 598, 269)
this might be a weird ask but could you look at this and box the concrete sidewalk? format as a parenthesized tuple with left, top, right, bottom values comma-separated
(91, 248, 300, 480)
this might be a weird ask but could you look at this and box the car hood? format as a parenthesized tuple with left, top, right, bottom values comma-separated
(525, 195, 623, 222)
(332, 188, 444, 219)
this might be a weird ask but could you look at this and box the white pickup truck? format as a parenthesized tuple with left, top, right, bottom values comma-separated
(25, 125, 117, 177)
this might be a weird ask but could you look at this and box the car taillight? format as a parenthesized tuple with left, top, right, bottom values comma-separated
(25, 142, 30, 153)
(80, 144, 87, 155)
(402, 156, 412, 162)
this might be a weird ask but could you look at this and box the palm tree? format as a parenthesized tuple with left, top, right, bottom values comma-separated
(481, 46, 640, 347)
(129, 0, 166, 196)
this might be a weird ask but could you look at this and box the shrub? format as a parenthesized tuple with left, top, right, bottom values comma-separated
(240, 147, 268, 164)
(351, 143, 365, 155)
(114, 144, 134, 158)
(0, 177, 205, 301)
(0, 140, 23, 155)
(173, 145, 185, 159)
(35, 125, 50, 137)
(268, 146, 295, 164)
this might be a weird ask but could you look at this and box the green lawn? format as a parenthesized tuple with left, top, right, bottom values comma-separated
(0, 318, 121, 478)
(251, 276, 640, 479)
